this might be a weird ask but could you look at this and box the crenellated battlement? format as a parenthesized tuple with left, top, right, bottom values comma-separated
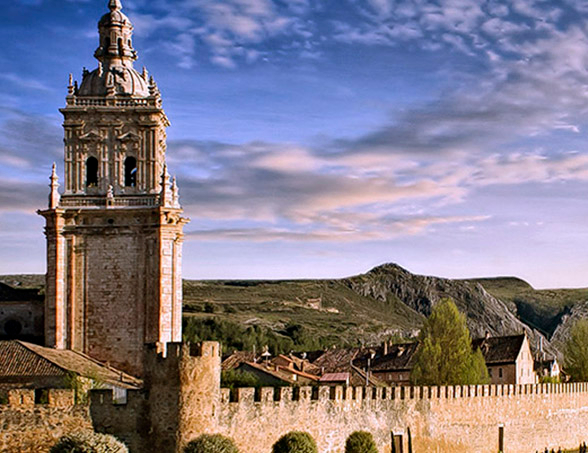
(89, 388, 145, 407)
(143, 341, 220, 367)
(220, 382, 588, 406)
(1, 389, 78, 408)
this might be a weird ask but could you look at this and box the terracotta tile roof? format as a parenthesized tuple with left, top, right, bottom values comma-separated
(472, 334, 526, 364)
(320, 372, 349, 383)
(276, 365, 320, 381)
(222, 351, 256, 371)
(0, 341, 141, 389)
(312, 348, 367, 373)
(241, 361, 296, 385)
(0, 341, 62, 377)
(274, 354, 321, 376)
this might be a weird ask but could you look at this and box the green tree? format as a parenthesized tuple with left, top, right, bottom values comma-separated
(272, 432, 317, 453)
(411, 298, 489, 386)
(345, 431, 378, 453)
(183, 434, 239, 453)
(564, 319, 588, 381)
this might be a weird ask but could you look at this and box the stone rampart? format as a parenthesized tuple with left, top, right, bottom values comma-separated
(216, 382, 588, 453)
(0, 389, 92, 453)
(4, 343, 588, 453)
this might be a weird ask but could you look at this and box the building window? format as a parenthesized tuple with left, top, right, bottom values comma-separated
(124, 157, 137, 187)
(499, 368, 503, 378)
(86, 157, 98, 187)
(489, 368, 492, 377)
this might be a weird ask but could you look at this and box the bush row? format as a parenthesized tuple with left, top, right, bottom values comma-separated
(50, 429, 379, 453)
(184, 430, 378, 453)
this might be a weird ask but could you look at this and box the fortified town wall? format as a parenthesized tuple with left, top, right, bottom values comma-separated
(3, 342, 588, 453)
(0, 389, 92, 453)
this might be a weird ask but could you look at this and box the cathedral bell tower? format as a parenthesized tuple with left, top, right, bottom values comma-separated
(38, 0, 188, 377)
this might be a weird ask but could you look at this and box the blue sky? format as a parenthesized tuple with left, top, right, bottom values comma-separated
(2, 0, 588, 288)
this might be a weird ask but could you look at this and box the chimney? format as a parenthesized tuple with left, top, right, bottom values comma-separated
(383, 341, 389, 356)
(485, 331, 491, 341)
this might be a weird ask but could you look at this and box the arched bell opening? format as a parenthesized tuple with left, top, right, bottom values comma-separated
(124, 156, 137, 187)
(86, 157, 99, 187)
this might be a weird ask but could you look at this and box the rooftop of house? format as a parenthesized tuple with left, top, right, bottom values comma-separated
(472, 334, 526, 365)
(274, 354, 321, 375)
(240, 361, 298, 385)
(354, 342, 419, 372)
(222, 351, 257, 371)
(0, 340, 141, 389)
(311, 347, 367, 374)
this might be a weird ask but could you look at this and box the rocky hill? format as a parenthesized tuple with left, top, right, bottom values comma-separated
(343, 264, 557, 357)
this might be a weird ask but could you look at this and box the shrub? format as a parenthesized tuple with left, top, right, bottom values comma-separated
(50, 431, 128, 453)
(272, 432, 318, 453)
(183, 434, 239, 453)
(221, 369, 262, 389)
(345, 431, 378, 453)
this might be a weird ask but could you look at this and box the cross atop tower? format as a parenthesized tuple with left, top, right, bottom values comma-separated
(109, 0, 123, 11)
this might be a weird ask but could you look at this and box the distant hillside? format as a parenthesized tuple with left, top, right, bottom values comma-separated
(467, 276, 588, 351)
(182, 276, 425, 348)
(4, 264, 588, 357)
(182, 264, 560, 356)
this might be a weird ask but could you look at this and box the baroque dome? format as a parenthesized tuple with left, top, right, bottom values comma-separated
(99, 9, 132, 28)
(78, 64, 149, 97)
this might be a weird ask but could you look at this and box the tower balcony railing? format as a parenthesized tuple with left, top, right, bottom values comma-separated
(59, 194, 160, 208)
(65, 96, 160, 108)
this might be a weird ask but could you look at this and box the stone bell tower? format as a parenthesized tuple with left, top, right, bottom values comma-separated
(38, 0, 187, 377)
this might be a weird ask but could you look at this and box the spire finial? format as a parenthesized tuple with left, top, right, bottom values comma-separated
(161, 164, 172, 207)
(49, 163, 60, 209)
(67, 74, 74, 96)
(109, 0, 122, 11)
(171, 176, 180, 208)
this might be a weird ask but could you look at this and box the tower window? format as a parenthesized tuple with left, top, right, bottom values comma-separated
(86, 157, 99, 187)
(4, 319, 22, 338)
(124, 156, 137, 187)
(118, 38, 124, 55)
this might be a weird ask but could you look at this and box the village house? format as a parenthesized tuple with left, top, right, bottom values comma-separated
(222, 334, 539, 387)
(472, 333, 536, 385)
(353, 342, 419, 386)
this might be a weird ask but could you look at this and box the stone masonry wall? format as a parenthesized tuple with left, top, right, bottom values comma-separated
(83, 228, 147, 376)
(90, 343, 588, 453)
(5, 343, 588, 453)
(0, 389, 92, 453)
(216, 382, 588, 453)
